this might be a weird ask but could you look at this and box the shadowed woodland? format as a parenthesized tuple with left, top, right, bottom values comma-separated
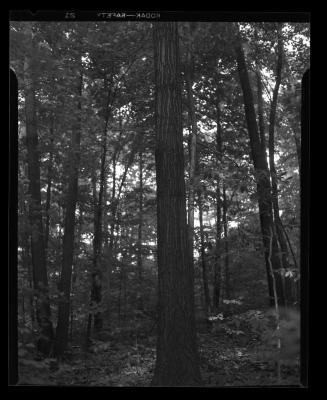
(10, 20, 309, 386)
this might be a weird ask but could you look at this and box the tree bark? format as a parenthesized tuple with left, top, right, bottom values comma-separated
(137, 146, 144, 310)
(234, 25, 285, 307)
(21, 201, 35, 325)
(268, 24, 293, 307)
(222, 183, 230, 299)
(198, 188, 211, 317)
(152, 21, 202, 387)
(256, 70, 269, 171)
(185, 22, 198, 271)
(55, 70, 83, 357)
(293, 129, 301, 173)
(213, 96, 222, 312)
(24, 32, 54, 355)
(91, 77, 115, 333)
(44, 116, 54, 260)
(214, 186, 222, 312)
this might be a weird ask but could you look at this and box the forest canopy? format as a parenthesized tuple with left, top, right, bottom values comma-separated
(10, 20, 309, 387)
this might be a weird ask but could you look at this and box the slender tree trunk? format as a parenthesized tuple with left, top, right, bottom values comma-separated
(91, 79, 113, 332)
(21, 211, 35, 325)
(222, 183, 230, 299)
(102, 173, 112, 326)
(70, 268, 74, 342)
(256, 62, 285, 307)
(214, 185, 222, 312)
(70, 205, 83, 342)
(198, 188, 211, 318)
(152, 21, 202, 387)
(268, 24, 293, 307)
(185, 22, 197, 270)
(234, 25, 285, 307)
(137, 146, 144, 310)
(55, 70, 83, 357)
(44, 116, 54, 260)
(107, 132, 141, 321)
(24, 35, 54, 355)
(123, 267, 127, 322)
(85, 169, 98, 341)
(213, 97, 222, 312)
(256, 70, 269, 171)
(104, 145, 119, 324)
(293, 129, 301, 173)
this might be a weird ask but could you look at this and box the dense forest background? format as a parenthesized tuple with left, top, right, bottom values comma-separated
(10, 20, 309, 386)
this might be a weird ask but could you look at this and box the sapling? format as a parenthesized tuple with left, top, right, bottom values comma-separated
(267, 226, 282, 383)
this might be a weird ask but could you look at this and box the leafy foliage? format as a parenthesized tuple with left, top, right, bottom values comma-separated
(10, 20, 308, 386)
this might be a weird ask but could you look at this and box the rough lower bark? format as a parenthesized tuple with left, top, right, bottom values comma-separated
(24, 35, 54, 355)
(152, 21, 202, 387)
(234, 25, 285, 307)
(55, 71, 83, 357)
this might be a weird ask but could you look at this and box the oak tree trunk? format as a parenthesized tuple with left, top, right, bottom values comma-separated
(152, 21, 202, 387)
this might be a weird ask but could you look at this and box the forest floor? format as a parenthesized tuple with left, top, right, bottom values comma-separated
(18, 312, 300, 387)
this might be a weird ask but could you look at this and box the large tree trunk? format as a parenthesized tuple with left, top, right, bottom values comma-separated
(151, 22, 202, 387)
(234, 25, 285, 307)
(24, 34, 54, 355)
(55, 71, 83, 357)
